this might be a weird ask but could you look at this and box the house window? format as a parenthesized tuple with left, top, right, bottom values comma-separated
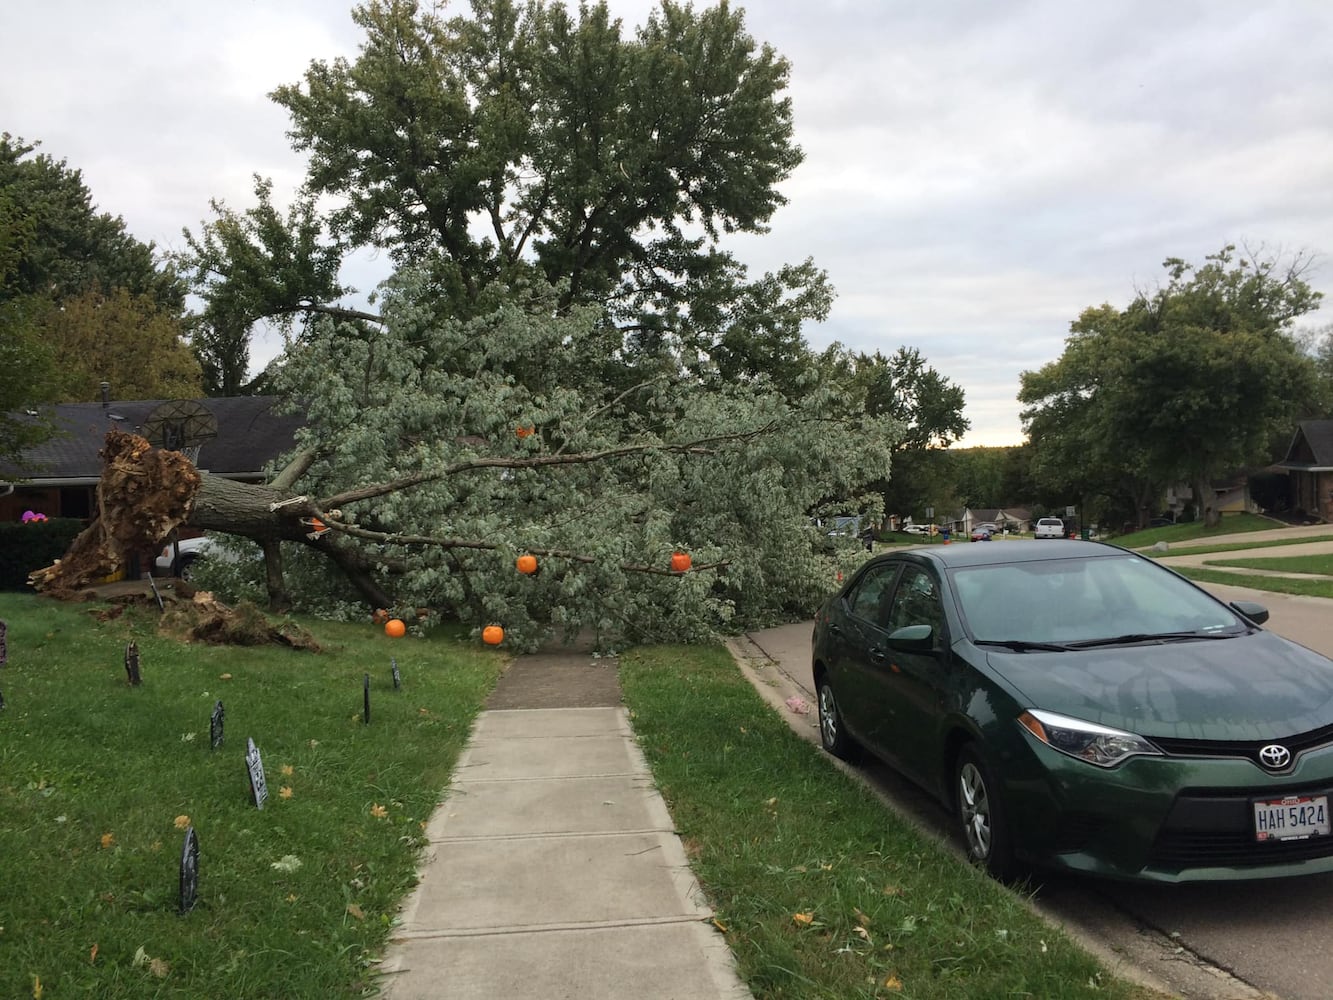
(59, 487, 92, 520)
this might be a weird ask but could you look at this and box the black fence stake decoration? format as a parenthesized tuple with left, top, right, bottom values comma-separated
(179, 826, 199, 915)
(210, 700, 225, 750)
(147, 574, 165, 613)
(363, 673, 371, 725)
(391, 657, 401, 690)
(0, 618, 7, 666)
(124, 641, 141, 686)
(0, 689, 5, 712)
(245, 737, 268, 809)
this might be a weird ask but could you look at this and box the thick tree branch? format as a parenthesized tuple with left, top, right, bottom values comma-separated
(305, 513, 727, 575)
(317, 423, 780, 508)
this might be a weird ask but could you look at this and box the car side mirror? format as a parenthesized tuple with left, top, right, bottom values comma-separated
(887, 623, 935, 652)
(1230, 600, 1269, 626)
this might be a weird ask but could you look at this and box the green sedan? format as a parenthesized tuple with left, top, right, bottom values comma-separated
(811, 540, 1333, 882)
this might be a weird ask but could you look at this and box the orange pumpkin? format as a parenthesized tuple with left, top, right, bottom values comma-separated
(385, 618, 406, 638)
(516, 554, 538, 575)
(482, 624, 505, 646)
(516, 425, 535, 438)
(670, 552, 692, 573)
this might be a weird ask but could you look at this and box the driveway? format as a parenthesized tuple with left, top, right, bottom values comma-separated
(731, 564, 1333, 1000)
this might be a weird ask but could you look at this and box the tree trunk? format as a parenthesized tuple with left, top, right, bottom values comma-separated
(1193, 474, 1221, 529)
(31, 429, 389, 609)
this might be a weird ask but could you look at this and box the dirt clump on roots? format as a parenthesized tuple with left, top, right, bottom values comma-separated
(160, 592, 322, 651)
(30, 429, 201, 598)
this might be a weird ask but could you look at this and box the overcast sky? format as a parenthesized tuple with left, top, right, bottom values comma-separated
(5, 1, 1331, 446)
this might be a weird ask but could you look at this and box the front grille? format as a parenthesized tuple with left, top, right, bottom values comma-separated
(1150, 829, 1333, 868)
(1147, 784, 1333, 870)
(1151, 721, 1333, 773)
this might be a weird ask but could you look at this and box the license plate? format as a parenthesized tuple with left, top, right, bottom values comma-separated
(1253, 794, 1331, 842)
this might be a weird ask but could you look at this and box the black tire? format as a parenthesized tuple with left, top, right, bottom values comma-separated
(955, 744, 1019, 881)
(815, 672, 861, 762)
(177, 554, 198, 582)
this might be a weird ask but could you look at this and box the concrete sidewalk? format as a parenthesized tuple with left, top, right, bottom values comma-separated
(376, 656, 751, 999)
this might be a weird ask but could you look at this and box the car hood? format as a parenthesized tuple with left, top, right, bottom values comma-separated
(983, 630, 1333, 741)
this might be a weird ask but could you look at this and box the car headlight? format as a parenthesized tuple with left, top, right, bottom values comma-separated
(1018, 709, 1161, 768)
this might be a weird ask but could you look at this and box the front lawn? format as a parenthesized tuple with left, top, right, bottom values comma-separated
(1206, 553, 1333, 576)
(0, 593, 500, 999)
(0, 592, 1178, 1000)
(1112, 512, 1283, 549)
(620, 645, 1171, 1000)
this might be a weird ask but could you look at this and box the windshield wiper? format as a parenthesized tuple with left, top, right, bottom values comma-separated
(974, 639, 1071, 652)
(1062, 630, 1236, 650)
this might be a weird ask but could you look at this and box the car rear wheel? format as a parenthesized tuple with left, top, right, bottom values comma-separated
(816, 673, 861, 762)
(955, 744, 1018, 881)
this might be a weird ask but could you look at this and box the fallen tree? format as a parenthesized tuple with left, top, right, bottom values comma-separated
(33, 276, 901, 648)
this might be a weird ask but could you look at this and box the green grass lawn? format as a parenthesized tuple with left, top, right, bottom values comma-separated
(1111, 512, 1283, 549)
(620, 645, 1170, 1000)
(1, 592, 1175, 999)
(0, 592, 500, 999)
(1173, 567, 1333, 600)
(1205, 553, 1333, 575)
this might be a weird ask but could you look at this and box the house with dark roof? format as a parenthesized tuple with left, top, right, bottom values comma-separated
(0, 396, 304, 523)
(961, 507, 1032, 533)
(1277, 419, 1333, 523)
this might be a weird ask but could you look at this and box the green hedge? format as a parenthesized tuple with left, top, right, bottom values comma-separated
(0, 518, 85, 590)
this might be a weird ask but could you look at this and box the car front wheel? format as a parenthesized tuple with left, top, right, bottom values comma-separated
(955, 744, 1018, 881)
(816, 673, 860, 762)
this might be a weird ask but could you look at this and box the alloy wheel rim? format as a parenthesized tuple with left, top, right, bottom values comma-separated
(958, 762, 991, 859)
(818, 684, 837, 747)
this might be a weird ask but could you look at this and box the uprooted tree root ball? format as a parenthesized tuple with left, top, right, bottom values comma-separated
(29, 429, 201, 598)
(160, 593, 321, 650)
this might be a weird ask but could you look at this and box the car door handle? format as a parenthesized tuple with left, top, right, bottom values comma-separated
(868, 646, 886, 664)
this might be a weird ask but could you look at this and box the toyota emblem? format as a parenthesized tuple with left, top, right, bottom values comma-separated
(1258, 744, 1292, 770)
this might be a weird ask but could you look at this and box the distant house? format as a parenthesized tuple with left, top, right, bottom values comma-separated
(1277, 420, 1333, 523)
(961, 507, 1032, 533)
(0, 396, 304, 523)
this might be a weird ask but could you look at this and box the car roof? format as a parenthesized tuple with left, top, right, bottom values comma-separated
(889, 539, 1125, 570)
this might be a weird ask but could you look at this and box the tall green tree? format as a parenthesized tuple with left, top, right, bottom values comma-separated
(0, 134, 185, 314)
(178, 177, 345, 395)
(0, 134, 193, 420)
(820, 345, 968, 521)
(1021, 246, 1323, 528)
(181, 0, 831, 390)
(36, 287, 202, 402)
(0, 189, 62, 465)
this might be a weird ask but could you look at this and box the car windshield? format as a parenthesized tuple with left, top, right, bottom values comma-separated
(951, 554, 1245, 646)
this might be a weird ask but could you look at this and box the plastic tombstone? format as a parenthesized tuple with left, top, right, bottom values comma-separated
(179, 826, 199, 915)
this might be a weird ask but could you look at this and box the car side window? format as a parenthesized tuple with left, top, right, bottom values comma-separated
(887, 565, 945, 642)
(846, 564, 899, 624)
